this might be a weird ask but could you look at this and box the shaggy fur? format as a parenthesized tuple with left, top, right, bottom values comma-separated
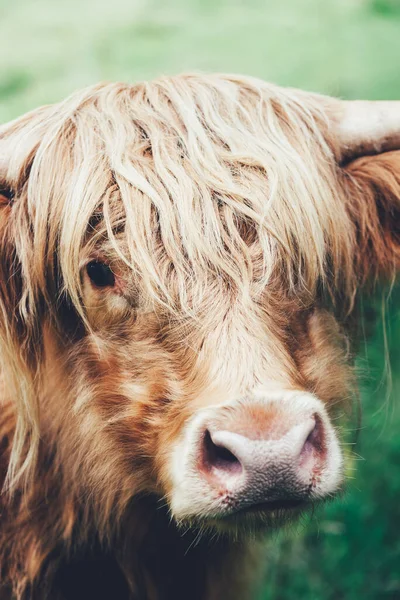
(0, 73, 399, 599)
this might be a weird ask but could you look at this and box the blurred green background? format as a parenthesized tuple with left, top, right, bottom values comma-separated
(1, 0, 399, 598)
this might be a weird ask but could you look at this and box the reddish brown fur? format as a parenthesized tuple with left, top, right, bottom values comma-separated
(344, 151, 400, 279)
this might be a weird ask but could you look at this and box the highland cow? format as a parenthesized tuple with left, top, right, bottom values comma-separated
(0, 74, 399, 600)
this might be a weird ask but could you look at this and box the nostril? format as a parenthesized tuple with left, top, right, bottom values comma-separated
(201, 430, 243, 479)
(298, 414, 326, 470)
(307, 415, 324, 452)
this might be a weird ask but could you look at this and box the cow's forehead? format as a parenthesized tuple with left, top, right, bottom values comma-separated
(1, 75, 354, 323)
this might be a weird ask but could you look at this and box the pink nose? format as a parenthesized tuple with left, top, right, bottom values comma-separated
(199, 413, 326, 512)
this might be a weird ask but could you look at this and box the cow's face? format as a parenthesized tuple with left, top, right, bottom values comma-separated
(77, 254, 352, 530)
(0, 75, 399, 535)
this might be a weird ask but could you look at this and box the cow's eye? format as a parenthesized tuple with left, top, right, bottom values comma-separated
(86, 261, 115, 288)
(0, 185, 14, 205)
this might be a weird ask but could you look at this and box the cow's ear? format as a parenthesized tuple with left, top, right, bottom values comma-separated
(0, 110, 51, 491)
(325, 99, 400, 282)
(0, 181, 39, 492)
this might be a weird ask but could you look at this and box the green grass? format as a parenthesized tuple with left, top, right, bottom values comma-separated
(1, 0, 399, 597)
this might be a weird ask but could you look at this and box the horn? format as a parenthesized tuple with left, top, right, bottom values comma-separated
(331, 100, 400, 164)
